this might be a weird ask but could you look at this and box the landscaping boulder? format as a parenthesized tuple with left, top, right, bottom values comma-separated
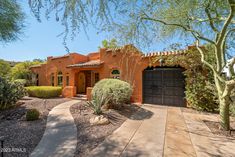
(89, 115, 110, 125)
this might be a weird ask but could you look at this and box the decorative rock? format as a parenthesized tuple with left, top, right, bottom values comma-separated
(90, 115, 110, 125)
(101, 104, 109, 111)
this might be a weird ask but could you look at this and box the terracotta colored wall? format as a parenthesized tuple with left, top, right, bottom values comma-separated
(62, 86, 76, 97)
(98, 48, 156, 103)
(86, 87, 93, 101)
(30, 53, 88, 97)
(87, 52, 100, 60)
(30, 47, 158, 103)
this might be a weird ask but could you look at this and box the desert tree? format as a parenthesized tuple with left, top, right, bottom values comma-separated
(0, 0, 24, 43)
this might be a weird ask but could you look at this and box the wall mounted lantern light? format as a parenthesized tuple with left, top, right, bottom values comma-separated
(159, 58, 165, 67)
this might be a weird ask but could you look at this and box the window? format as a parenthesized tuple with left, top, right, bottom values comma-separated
(66, 75, 69, 86)
(51, 73, 55, 86)
(57, 71, 63, 86)
(36, 74, 39, 86)
(111, 69, 120, 79)
(95, 73, 99, 83)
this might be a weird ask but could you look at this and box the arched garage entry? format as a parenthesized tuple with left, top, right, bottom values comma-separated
(143, 67, 186, 106)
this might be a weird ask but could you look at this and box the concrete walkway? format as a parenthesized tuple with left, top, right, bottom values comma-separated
(183, 112, 235, 157)
(89, 105, 167, 157)
(30, 100, 80, 157)
(89, 105, 235, 157)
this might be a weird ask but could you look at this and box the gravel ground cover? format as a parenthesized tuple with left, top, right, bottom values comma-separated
(70, 102, 140, 157)
(204, 119, 235, 137)
(182, 107, 235, 137)
(0, 97, 70, 157)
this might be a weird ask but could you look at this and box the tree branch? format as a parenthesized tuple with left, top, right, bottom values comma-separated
(189, 17, 235, 24)
(195, 40, 226, 83)
(224, 28, 235, 41)
(227, 57, 235, 77)
(140, 14, 216, 45)
(222, 79, 235, 98)
(205, 0, 219, 33)
(215, 0, 235, 72)
(221, 28, 235, 70)
(216, 0, 235, 44)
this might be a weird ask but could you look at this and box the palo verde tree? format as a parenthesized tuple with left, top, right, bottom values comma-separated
(0, 0, 24, 43)
(28, 0, 235, 130)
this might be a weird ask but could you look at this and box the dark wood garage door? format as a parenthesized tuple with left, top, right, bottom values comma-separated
(143, 67, 185, 106)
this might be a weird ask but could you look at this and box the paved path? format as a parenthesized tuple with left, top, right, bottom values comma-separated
(164, 107, 196, 157)
(183, 112, 235, 157)
(89, 104, 235, 157)
(30, 100, 80, 157)
(89, 105, 167, 157)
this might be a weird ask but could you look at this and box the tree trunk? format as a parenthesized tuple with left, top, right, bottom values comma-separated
(219, 96, 230, 131)
(214, 75, 231, 130)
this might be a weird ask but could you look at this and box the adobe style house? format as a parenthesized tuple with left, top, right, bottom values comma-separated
(30, 45, 187, 106)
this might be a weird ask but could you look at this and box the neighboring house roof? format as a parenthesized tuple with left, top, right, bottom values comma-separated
(51, 54, 70, 60)
(67, 60, 104, 68)
(142, 50, 187, 58)
(30, 64, 43, 68)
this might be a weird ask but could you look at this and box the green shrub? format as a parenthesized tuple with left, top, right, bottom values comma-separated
(92, 79, 132, 108)
(26, 86, 62, 98)
(0, 77, 27, 110)
(13, 79, 27, 86)
(26, 108, 40, 121)
(185, 72, 218, 112)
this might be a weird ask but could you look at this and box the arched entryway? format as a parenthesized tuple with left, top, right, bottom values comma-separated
(142, 66, 186, 106)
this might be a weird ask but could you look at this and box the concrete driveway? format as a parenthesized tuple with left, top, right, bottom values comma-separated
(89, 104, 235, 157)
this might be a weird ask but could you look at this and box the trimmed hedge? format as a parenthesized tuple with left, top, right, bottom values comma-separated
(91, 79, 132, 108)
(26, 86, 62, 98)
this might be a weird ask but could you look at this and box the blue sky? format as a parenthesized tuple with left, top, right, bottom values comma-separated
(0, 1, 188, 62)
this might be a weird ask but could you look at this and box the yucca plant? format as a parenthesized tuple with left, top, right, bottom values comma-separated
(87, 92, 110, 115)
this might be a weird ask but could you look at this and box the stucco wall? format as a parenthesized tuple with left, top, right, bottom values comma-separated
(31, 53, 88, 88)
(98, 48, 157, 103)
(30, 47, 160, 103)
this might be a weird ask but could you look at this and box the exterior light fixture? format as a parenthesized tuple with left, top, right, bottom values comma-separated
(159, 58, 165, 67)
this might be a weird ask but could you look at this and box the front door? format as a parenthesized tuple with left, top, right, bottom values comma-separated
(78, 72, 86, 93)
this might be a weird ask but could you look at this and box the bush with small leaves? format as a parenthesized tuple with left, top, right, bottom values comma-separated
(13, 79, 27, 86)
(0, 77, 27, 110)
(26, 108, 40, 121)
(92, 79, 132, 109)
(185, 73, 218, 112)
